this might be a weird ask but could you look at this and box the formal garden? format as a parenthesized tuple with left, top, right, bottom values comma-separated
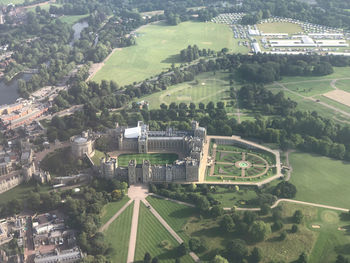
(207, 142, 277, 182)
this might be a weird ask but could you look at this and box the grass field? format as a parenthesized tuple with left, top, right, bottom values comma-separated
(146, 196, 197, 242)
(257, 22, 303, 34)
(133, 71, 233, 110)
(334, 79, 350, 92)
(25, 3, 62, 12)
(93, 21, 248, 85)
(210, 186, 259, 208)
(100, 196, 130, 225)
(0, 181, 50, 205)
(290, 152, 350, 208)
(268, 84, 350, 123)
(135, 202, 194, 263)
(317, 95, 350, 114)
(0, 0, 24, 4)
(104, 202, 134, 263)
(118, 153, 178, 166)
(59, 14, 89, 26)
(91, 150, 106, 166)
(280, 67, 350, 83)
(283, 80, 333, 97)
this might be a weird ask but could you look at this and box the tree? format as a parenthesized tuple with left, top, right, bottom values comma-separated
(293, 210, 304, 224)
(279, 230, 287, 241)
(111, 189, 123, 200)
(189, 238, 202, 252)
(220, 215, 235, 232)
(297, 252, 308, 263)
(273, 181, 297, 198)
(177, 243, 188, 256)
(152, 257, 159, 263)
(144, 252, 151, 263)
(291, 224, 299, 233)
(225, 239, 248, 262)
(249, 221, 271, 242)
(336, 255, 349, 263)
(211, 255, 229, 263)
(250, 247, 262, 263)
(211, 205, 224, 218)
(272, 220, 283, 232)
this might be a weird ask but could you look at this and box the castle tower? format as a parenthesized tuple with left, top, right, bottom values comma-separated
(185, 159, 199, 182)
(128, 160, 136, 184)
(166, 165, 172, 182)
(142, 160, 151, 183)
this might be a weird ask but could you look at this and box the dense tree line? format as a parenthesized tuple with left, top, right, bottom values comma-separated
(180, 45, 215, 62)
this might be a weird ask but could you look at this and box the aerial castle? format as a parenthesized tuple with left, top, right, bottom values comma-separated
(99, 121, 206, 184)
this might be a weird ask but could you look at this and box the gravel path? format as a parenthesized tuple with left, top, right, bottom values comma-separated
(127, 199, 140, 263)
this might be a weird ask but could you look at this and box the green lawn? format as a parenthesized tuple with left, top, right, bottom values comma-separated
(100, 196, 130, 225)
(104, 201, 134, 263)
(283, 80, 333, 97)
(59, 14, 89, 26)
(257, 22, 303, 34)
(146, 195, 197, 242)
(268, 84, 350, 122)
(135, 202, 194, 263)
(91, 150, 106, 166)
(317, 95, 350, 114)
(0, 0, 24, 4)
(25, 3, 62, 12)
(93, 21, 248, 86)
(133, 71, 236, 110)
(334, 79, 350, 92)
(0, 181, 50, 205)
(118, 153, 178, 166)
(290, 152, 350, 208)
(280, 67, 350, 83)
(210, 186, 259, 208)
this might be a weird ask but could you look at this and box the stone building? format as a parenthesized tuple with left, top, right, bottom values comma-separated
(100, 121, 206, 184)
(70, 131, 95, 158)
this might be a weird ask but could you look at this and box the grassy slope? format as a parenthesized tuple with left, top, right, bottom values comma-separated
(59, 14, 89, 26)
(290, 152, 350, 208)
(104, 202, 134, 263)
(118, 153, 178, 166)
(135, 202, 194, 263)
(0, 181, 50, 205)
(209, 186, 259, 208)
(257, 22, 303, 34)
(91, 150, 106, 166)
(146, 195, 197, 242)
(100, 196, 130, 225)
(93, 21, 248, 85)
(335, 79, 350, 92)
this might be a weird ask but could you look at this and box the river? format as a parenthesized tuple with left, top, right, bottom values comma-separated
(0, 21, 89, 106)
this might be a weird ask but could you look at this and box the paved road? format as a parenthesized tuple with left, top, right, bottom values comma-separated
(127, 199, 140, 263)
(99, 199, 133, 232)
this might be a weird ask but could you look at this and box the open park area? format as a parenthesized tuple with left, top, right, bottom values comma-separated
(289, 152, 350, 208)
(92, 21, 248, 85)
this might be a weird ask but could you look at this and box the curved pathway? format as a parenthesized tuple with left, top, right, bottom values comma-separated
(152, 193, 349, 213)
